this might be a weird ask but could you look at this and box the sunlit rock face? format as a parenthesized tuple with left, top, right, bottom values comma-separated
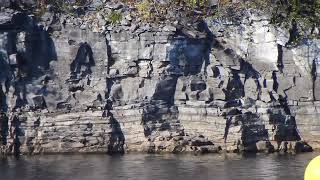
(0, 8, 318, 155)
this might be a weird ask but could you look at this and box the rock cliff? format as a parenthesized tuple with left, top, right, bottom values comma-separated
(0, 1, 319, 155)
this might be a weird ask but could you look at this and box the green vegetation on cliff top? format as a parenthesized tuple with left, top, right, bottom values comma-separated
(34, 0, 320, 42)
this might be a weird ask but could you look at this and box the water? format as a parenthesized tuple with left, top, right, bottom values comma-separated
(0, 152, 318, 180)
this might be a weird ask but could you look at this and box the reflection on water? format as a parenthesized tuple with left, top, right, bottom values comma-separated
(0, 152, 318, 180)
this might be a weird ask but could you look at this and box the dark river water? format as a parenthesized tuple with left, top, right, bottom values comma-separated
(0, 152, 318, 180)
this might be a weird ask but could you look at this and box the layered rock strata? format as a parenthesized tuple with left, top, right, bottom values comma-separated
(0, 8, 319, 155)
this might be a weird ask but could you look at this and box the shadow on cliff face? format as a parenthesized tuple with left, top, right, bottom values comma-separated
(104, 100, 125, 154)
(69, 42, 95, 81)
(0, 45, 12, 112)
(0, 12, 58, 155)
(240, 112, 269, 147)
(152, 20, 213, 105)
(221, 46, 308, 152)
(2, 13, 58, 110)
(271, 96, 301, 142)
(3, 12, 58, 74)
(107, 116, 125, 154)
(0, 112, 9, 146)
(144, 22, 214, 142)
(9, 113, 23, 157)
(310, 43, 320, 101)
(152, 76, 178, 105)
(0, 75, 9, 112)
(224, 72, 244, 102)
(171, 20, 212, 76)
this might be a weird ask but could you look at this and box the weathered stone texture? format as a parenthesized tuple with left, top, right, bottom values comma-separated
(0, 9, 318, 155)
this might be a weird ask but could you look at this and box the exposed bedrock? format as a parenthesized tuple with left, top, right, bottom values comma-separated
(0, 9, 318, 155)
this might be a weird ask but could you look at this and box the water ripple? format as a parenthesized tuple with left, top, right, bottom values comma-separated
(0, 153, 318, 180)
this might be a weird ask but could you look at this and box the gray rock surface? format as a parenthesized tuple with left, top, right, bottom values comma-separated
(0, 7, 318, 155)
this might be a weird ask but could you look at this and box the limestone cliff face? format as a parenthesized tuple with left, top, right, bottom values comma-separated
(0, 8, 319, 155)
